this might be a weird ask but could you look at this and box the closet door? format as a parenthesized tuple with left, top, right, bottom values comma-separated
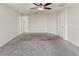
(21, 16, 28, 33)
(57, 10, 65, 39)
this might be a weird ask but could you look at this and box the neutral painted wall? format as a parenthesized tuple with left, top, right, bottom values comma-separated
(0, 5, 20, 47)
(67, 4, 79, 47)
(28, 13, 57, 34)
(28, 14, 48, 33)
(47, 13, 57, 34)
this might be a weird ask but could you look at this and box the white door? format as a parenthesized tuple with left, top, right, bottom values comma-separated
(57, 10, 65, 39)
(21, 16, 28, 33)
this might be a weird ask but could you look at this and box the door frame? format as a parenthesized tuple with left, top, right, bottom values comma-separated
(56, 8, 67, 40)
(64, 8, 68, 40)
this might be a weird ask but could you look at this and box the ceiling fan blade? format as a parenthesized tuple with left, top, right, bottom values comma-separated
(44, 3, 52, 6)
(44, 7, 51, 9)
(30, 7, 38, 9)
(33, 3, 39, 6)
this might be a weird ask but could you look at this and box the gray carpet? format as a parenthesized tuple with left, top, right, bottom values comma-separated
(0, 33, 79, 56)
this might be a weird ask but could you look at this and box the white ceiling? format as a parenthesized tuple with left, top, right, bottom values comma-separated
(3, 3, 71, 15)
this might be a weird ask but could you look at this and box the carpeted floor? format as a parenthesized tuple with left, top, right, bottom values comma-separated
(0, 33, 79, 56)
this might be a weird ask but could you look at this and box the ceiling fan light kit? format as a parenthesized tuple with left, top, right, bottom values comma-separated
(38, 7, 44, 10)
(31, 3, 52, 11)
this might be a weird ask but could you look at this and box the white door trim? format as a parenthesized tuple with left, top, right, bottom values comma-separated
(56, 8, 67, 40)
(64, 8, 68, 40)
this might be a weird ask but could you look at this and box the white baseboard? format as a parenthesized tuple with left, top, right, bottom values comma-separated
(67, 40, 79, 47)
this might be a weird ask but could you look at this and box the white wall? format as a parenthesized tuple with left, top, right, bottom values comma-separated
(28, 13, 56, 34)
(47, 13, 57, 34)
(0, 5, 20, 47)
(67, 4, 79, 47)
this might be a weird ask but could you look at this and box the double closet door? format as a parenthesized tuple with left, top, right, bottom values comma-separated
(57, 9, 67, 40)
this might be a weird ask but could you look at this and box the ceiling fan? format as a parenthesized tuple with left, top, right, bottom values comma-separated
(31, 3, 52, 10)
